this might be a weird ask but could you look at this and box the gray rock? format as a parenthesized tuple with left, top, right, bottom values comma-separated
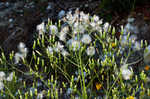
(58, 10, 65, 19)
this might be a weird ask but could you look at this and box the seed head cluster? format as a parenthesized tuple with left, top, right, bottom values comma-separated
(36, 9, 105, 56)
(14, 42, 28, 64)
(0, 71, 14, 90)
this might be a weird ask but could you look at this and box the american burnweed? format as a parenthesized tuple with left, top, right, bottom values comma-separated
(0, 9, 150, 99)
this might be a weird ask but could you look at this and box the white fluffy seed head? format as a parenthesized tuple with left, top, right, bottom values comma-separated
(47, 46, 53, 54)
(78, 25, 85, 34)
(54, 42, 64, 52)
(81, 34, 92, 44)
(61, 49, 69, 56)
(0, 72, 5, 81)
(73, 24, 85, 34)
(36, 22, 46, 33)
(49, 25, 58, 35)
(81, 14, 89, 23)
(6, 72, 14, 81)
(59, 32, 66, 41)
(61, 26, 69, 33)
(121, 68, 133, 80)
(93, 15, 99, 22)
(66, 11, 72, 20)
(18, 42, 28, 56)
(37, 92, 44, 99)
(86, 46, 95, 56)
(97, 19, 103, 25)
(120, 64, 133, 80)
(14, 52, 23, 64)
(18, 42, 25, 50)
(90, 22, 96, 28)
(103, 22, 110, 31)
(20, 47, 28, 58)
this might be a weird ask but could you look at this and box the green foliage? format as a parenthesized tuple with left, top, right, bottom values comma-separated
(0, 9, 150, 99)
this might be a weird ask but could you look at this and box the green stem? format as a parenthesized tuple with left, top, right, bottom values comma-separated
(79, 51, 87, 99)
(5, 84, 16, 99)
(107, 72, 121, 98)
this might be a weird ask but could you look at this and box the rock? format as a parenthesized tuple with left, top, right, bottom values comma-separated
(0, 0, 101, 54)
(124, 13, 150, 43)
(0, 1, 57, 54)
(58, 10, 65, 19)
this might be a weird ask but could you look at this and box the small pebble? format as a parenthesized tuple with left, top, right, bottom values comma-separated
(58, 10, 65, 19)
(9, 18, 13, 22)
(47, 4, 52, 10)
